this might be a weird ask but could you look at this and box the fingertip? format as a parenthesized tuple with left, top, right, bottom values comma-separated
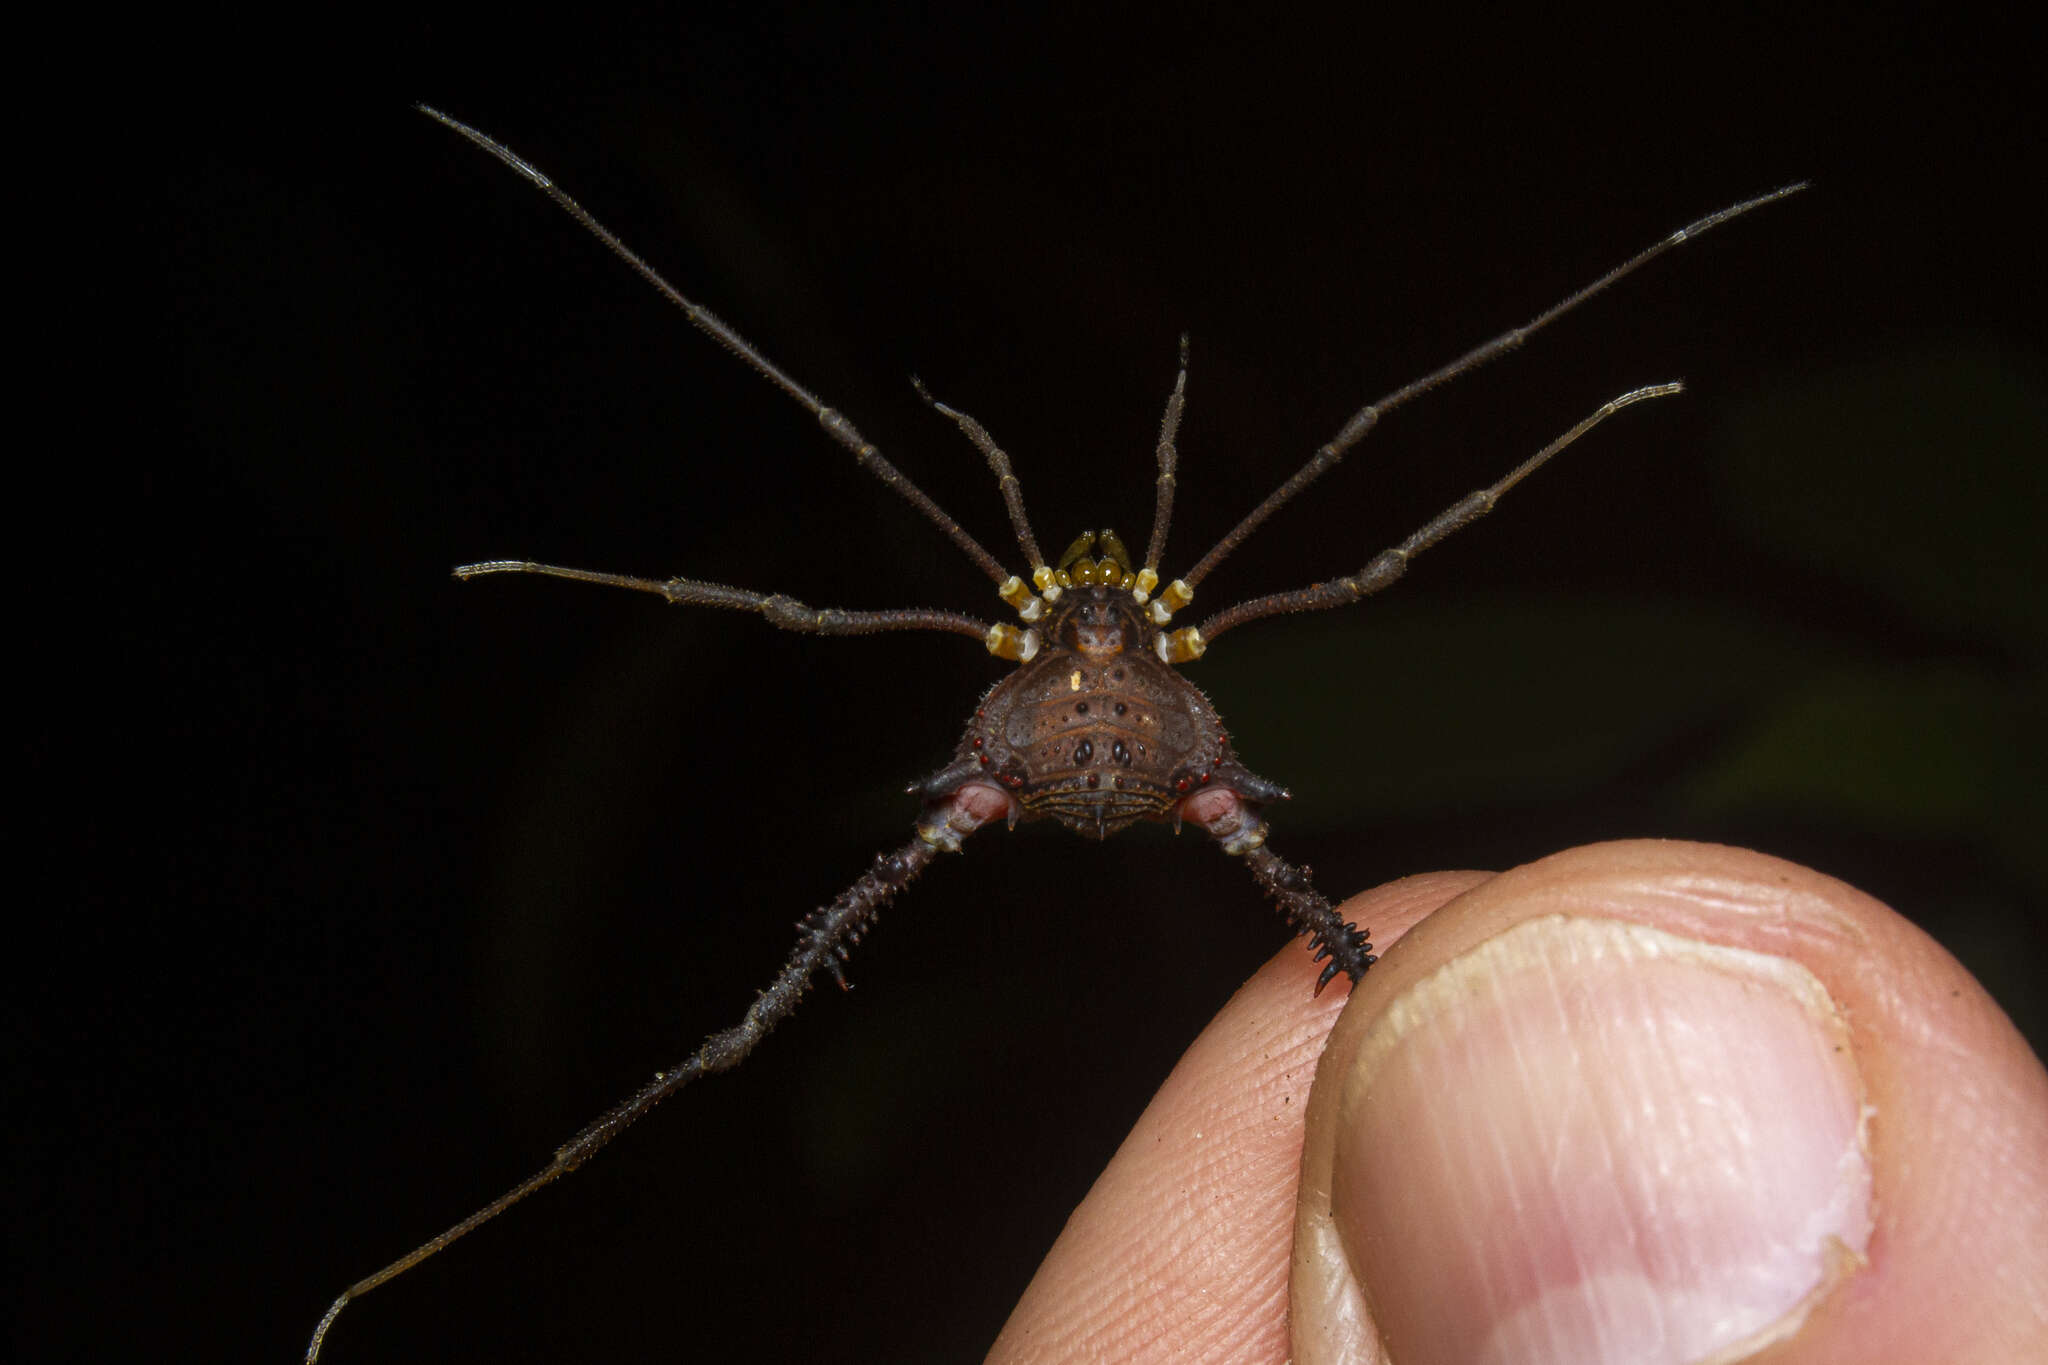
(1292, 840, 2048, 1365)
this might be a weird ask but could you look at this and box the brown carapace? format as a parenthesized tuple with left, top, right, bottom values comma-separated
(304, 105, 1803, 1361)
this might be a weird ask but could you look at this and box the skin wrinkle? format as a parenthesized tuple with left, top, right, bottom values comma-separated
(1417, 1029, 1493, 1355)
(1575, 933, 1647, 1360)
(1140, 1172, 1286, 1357)
(1603, 944, 1652, 1358)
(1529, 933, 1595, 1364)
(1589, 872, 1869, 966)
(1488, 948, 1538, 1338)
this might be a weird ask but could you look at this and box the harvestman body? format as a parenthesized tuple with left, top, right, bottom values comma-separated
(306, 105, 1802, 1359)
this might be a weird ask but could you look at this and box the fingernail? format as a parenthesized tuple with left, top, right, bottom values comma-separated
(1332, 916, 1871, 1365)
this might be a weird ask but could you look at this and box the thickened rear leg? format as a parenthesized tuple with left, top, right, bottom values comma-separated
(305, 787, 1006, 1363)
(1243, 842, 1376, 991)
(1180, 785, 1375, 992)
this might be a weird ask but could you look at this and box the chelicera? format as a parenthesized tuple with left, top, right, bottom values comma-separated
(305, 105, 1801, 1361)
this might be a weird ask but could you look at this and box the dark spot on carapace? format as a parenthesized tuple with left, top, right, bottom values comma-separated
(1113, 702, 1127, 716)
(1074, 739, 1093, 764)
(1112, 739, 1131, 765)
(1075, 701, 1089, 715)
(1085, 773, 1099, 788)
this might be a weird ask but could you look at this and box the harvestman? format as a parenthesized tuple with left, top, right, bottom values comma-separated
(306, 104, 1802, 1359)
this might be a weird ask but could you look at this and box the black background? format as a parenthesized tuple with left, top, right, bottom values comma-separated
(24, 7, 2044, 1363)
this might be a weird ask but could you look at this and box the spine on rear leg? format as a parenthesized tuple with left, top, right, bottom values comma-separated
(1242, 844, 1376, 992)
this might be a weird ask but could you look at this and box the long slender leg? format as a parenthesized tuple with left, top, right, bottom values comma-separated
(454, 559, 992, 641)
(910, 378, 1048, 579)
(306, 809, 986, 1364)
(1180, 184, 1806, 590)
(1141, 335, 1190, 579)
(1194, 382, 1679, 643)
(419, 106, 1015, 589)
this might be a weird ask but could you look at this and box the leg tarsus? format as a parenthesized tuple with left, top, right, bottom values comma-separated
(1186, 793, 1376, 987)
(1242, 842, 1376, 988)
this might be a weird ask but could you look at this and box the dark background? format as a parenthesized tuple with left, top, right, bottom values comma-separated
(23, 7, 2042, 1363)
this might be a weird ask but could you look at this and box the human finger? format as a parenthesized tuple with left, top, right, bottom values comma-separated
(1292, 840, 2048, 1365)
